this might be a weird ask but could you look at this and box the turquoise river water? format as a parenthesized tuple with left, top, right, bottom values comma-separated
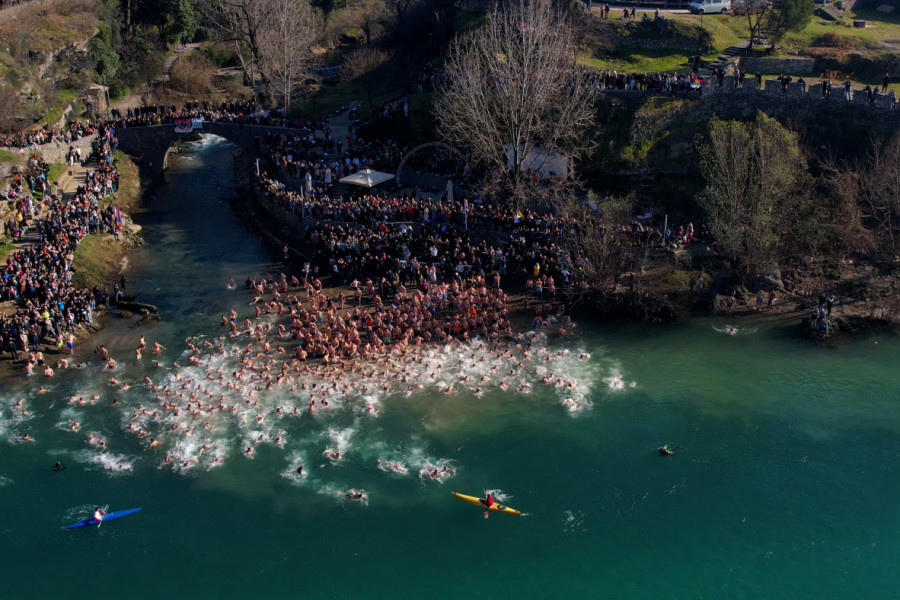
(2, 137, 900, 599)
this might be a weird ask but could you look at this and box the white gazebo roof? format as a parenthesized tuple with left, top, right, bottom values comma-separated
(339, 169, 395, 188)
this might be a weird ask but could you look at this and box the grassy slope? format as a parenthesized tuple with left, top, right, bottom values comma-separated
(588, 10, 900, 86)
(112, 151, 140, 212)
(71, 234, 121, 289)
(70, 153, 141, 289)
(580, 49, 695, 74)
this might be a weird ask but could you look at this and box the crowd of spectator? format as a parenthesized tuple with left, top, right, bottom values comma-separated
(1, 125, 123, 362)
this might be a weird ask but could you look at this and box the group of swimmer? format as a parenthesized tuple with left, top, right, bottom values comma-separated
(10, 259, 593, 507)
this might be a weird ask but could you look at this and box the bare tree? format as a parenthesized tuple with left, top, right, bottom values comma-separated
(733, 0, 770, 52)
(260, 0, 319, 111)
(341, 46, 391, 115)
(839, 132, 900, 263)
(386, 0, 415, 28)
(434, 0, 596, 207)
(562, 194, 634, 295)
(198, 0, 320, 110)
(327, 0, 388, 46)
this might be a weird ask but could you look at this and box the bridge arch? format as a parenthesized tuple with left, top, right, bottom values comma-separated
(113, 122, 312, 179)
(395, 142, 465, 186)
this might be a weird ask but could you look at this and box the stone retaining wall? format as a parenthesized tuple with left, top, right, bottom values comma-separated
(2, 134, 97, 165)
(736, 57, 816, 75)
(703, 74, 899, 113)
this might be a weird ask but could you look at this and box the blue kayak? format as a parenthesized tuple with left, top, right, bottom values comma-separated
(64, 508, 142, 530)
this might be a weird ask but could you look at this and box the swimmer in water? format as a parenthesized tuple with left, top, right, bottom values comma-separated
(729, 327, 737, 336)
(658, 445, 674, 456)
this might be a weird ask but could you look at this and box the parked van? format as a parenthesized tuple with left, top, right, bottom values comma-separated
(689, 0, 731, 14)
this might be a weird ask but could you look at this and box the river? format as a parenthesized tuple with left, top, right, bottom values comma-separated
(2, 136, 899, 599)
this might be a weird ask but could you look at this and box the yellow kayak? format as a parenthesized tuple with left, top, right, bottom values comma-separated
(451, 492, 523, 516)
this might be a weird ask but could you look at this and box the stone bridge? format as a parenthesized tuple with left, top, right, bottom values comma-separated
(113, 121, 311, 179)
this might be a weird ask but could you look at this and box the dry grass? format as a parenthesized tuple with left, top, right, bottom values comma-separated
(0, 0, 99, 59)
(112, 151, 141, 213)
(168, 52, 216, 98)
(71, 233, 124, 289)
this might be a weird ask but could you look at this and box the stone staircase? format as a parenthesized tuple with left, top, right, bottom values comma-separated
(0, 156, 95, 255)
(55, 159, 92, 199)
(699, 40, 750, 76)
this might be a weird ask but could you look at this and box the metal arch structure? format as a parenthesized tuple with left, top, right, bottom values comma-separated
(395, 142, 465, 185)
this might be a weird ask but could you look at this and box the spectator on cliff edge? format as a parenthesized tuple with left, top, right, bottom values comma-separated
(882, 72, 891, 94)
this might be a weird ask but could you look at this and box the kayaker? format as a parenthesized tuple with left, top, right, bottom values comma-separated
(658, 446, 674, 456)
(53, 461, 65, 471)
(481, 488, 495, 519)
(93, 507, 105, 522)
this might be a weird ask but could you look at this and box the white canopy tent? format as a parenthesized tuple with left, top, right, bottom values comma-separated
(339, 169, 395, 188)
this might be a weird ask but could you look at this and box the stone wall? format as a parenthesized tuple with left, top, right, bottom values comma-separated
(2, 134, 97, 165)
(736, 57, 816, 75)
(0, 134, 97, 179)
(702, 74, 900, 114)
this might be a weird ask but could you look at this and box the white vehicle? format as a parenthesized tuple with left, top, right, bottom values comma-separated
(689, 0, 731, 14)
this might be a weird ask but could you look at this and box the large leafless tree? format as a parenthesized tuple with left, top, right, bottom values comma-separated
(198, 0, 320, 111)
(434, 0, 596, 206)
(341, 46, 392, 116)
(832, 132, 900, 263)
(260, 0, 319, 111)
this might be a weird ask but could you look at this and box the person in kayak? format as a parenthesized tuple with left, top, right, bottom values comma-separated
(658, 446, 674, 456)
(481, 488, 495, 519)
(93, 507, 105, 522)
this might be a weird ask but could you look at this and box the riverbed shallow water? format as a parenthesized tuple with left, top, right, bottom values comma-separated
(3, 137, 899, 598)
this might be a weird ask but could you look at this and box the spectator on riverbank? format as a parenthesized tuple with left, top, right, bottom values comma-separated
(0, 124, 121, 362)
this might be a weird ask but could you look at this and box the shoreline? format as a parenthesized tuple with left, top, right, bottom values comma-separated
(3, 138, 894, 382)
